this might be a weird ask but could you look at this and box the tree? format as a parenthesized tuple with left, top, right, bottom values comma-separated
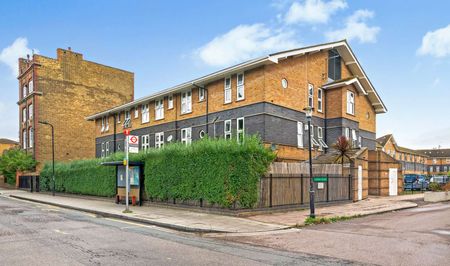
(332, 136, 352, 175)
(0, 148, 36, 185)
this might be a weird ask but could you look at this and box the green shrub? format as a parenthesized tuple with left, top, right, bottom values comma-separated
(429, 182, 442, 192)
(0, 148, 36, 185)
(144, 135, 275, 208)
(40, 158, 117, 197)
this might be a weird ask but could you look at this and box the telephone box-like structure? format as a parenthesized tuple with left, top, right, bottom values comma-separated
(101, 161, 144, 206)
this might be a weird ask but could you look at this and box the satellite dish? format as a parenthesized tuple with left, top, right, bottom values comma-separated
(167, 135, 173, 142)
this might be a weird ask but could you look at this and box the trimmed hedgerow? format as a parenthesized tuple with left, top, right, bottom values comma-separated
(40, 158, 116, 197)
(144, 136, 275, 208)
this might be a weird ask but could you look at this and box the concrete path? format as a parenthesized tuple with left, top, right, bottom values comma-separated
(247, 194, 422, 227)
(0, 189, 287, 234)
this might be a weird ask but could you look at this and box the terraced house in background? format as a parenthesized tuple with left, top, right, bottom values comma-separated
(87, 40, 387, 161)
(17, 48, 134, 171)
(418, 148, 450, 175)
(376, 134, 428, 175)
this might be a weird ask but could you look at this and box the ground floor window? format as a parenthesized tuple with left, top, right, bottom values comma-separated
(224, 120, 232, 140)
(155, 132, 164, 149)
(237, 117, 245, 143)
(181, 127, 192, 145)
(142, 135, 150, 151)
(101, 143, 105, 158)
(297, 122, 303, 148)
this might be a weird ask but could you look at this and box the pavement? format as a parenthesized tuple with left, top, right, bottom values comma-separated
(247, 194, 422, 227)
(0, 188, 422, 234)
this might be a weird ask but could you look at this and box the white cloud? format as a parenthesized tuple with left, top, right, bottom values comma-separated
(0, 101, 18, 141)
(284, 0, 347, 25)
(325, 9, 380, 43)
(195, 24, 301, 67)
(417, 24, 450, 58)
(0, 37, 38, 76)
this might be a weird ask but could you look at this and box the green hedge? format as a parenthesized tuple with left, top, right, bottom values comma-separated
(144, 136, 275, 208)
(40, 158, 116, 197)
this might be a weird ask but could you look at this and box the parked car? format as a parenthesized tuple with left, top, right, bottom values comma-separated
(403, 174, 429, 191)
(430, 176, 449, 185)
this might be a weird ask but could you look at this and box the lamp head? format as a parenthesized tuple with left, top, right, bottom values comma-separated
(303, 107, 313, 118)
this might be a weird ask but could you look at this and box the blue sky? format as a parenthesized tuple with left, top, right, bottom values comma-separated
(1, 0, 449, 149)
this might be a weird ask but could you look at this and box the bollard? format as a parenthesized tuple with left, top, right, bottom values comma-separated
(132, 196, 136, 206)
(116, 194, 120, 204)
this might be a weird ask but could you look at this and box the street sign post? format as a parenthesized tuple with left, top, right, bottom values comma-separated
(128, 135, 139, 154)
(313, 176, 328, 182)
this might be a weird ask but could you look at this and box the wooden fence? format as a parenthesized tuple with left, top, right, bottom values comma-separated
(259, 162, 351, 208)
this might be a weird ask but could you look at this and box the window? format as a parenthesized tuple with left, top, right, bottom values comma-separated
(199, 87, 206, 101)
(224, 120, 232, 140)
(101, 143, 105, 158)
(429, 166, 433, 172)
(101, 117, 106, 132)
(297, 122, 303, 148)
(328, 49, 341, 81)
(432, 158, 437, 164)
(105, 142, 110, 156)
(347, 91, 355, 115)
(444, 166, 448, 172)
(351, 129, 357, 147)
(224, 77, 231, 103)
(22, 107, 27, 122)
(21, 129, 26, 148)
(181, 127, 192, 145)
(309, 125, 320, 147)
(141, 135, 150, 151)
(308, 84, 314, 108)
(436, 166, 440, 173)
(317, 88, 323, 112)
(181, 90, 192, 114)
(134, 107, 139, 118)
(317, 126, 328, 149)
(155, 99, 164, 120)
(28, 104, 33, 120)
(117, 112, 121, 124)
(237, 73, 245, 101)
(141, 104, 149, 123)
(29, 128, 33, 148)
(28, 80, 33, 94)
(199, 130, 205, 139)
(155, 132, 164, 149)
(123, 110, 131, 128)
(22, 86, 27, 98)
(344, 127, 350, 140)
(358, 136, 362, 148)
(168, 95, 174, 109)
(237, 117, 245, 143)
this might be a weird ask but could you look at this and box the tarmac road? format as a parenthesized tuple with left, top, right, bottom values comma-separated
(0, 196, 356, 266)
(219, 202, 450, 266)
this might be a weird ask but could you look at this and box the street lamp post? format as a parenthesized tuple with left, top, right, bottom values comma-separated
(303, 107, 315, 218)
(38, 121, 55, 196)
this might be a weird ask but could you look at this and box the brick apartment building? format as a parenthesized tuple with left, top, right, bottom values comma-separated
(418, 148, 450, 175)
(376, 134, 428, 175)
(87, 40, 387, 161)
(17, 48, 134, 171)
(0, 138, 18, 154)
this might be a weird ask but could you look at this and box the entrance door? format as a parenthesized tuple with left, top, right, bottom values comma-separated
(389, 168, 398, 196)
(357, 165, 363, 200)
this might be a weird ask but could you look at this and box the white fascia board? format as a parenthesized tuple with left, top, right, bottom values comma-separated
(322, 78, 367, 95)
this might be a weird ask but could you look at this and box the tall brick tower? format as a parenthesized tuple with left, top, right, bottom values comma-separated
(17, 48, 134, 172)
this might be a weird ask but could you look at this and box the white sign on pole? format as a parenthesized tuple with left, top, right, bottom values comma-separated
(129, 146, 139, 154)
(128, 135, 139, 145)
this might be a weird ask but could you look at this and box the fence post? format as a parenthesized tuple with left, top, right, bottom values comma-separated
(269, 174, 273, 208)
(30, 176, 33, 193)
(348, 174, 352, 200)
(300, 174, 304, 205)
(326, 174, 329, 202)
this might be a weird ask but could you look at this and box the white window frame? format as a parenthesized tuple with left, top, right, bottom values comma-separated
(101, 117, 105, 132)
(237, 117, 245, 143)
(141, 104, 149, 123)
(181, 127, 192, 145)
(358, 136, 362, 148)
(199, 87, 205, 102)
(344, 127, 350, 140)
(224, 77, 231, 104)
(29, 128, 33, 148)
(22, 107, 27, 122)
(117, 112, 121, 124)
(123, 110, 131, 128)
(236, 73, 245, 101)
(141, 135, 150, 151)
(134, 107, 139, 118)
(347, 90, 355, 115)
(309, 125, 320, 147)
(168, 95, 174, 109)
(308, 83, 314, 108)
(155, 132, 164, 149)
(297, 122, 303, 148)
(155, 99, 164, 120)
(181, 90, 192, 114)
(28, 80, 33, 94)
(105, 141, 110, 156)
(22, 86, 27, 98)
(22, 130, 27, 149)
(101, 142, 105, 158)
(351, 129, 357, 147)
(224, 119, 232, 140)
(317, 88, 323, 112)
(28, 104, 33, 120)
(317, 126, 328, 150)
